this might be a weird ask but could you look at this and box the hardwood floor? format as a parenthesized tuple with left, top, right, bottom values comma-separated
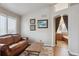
(20, 40, 69, 56)
(54, 40, 69, 56)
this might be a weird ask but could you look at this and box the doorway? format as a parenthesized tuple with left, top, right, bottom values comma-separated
(54, 15, 68, 56)
(55, 15, 68, 45)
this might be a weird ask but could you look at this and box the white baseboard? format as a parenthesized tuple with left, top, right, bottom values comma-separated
(68, 50, 79, 56)
(44, 43, 55, 47)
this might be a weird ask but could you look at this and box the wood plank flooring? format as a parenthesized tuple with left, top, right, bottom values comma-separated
(54, 41, 69, 56)
(20, 40, 69, 56)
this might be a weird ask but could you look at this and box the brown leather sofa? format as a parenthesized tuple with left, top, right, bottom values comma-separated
(0, 34, 29, 56)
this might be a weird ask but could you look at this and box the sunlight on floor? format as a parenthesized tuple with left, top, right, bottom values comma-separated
(54, 41, 69, 56)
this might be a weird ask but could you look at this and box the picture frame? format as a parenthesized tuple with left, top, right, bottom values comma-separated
(30, 25, 36, 31)
(37, 20, 48, 28)
(30, 19, 36, 24)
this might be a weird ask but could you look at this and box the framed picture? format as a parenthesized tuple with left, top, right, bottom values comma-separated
(30, 19, 35, 24)
(30, 25, 36, 31)
(37, 20, 48, 28)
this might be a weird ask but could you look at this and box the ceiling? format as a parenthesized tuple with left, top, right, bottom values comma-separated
(0, 3, 53, 16)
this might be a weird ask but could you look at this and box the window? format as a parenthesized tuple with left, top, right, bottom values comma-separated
(8, 17, 17, 34)
(0, 15, 7, 35)
(0, 14, 17, 35)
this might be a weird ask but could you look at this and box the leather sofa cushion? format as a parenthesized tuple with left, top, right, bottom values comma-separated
(12, 34, 22, 43)
(9, 40, 26, 51)
(0, 34, 28, 56)
(0, 35, 14, 45)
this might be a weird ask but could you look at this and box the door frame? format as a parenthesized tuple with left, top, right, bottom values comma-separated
(54, 14, 68, 46)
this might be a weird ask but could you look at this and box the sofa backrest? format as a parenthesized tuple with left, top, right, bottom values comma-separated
(12, 34, 22, 43)
(0, 34, 14, 45)
(0, 34, 22, 45)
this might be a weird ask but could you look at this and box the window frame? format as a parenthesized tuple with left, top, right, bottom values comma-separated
(0, 13, 17, 35)
(7, 16, 17, 34)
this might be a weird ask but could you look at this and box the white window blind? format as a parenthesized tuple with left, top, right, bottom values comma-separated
(0, 15, 7, 35)
(0, 14, 17, 36)
(8, 17, 17, 34)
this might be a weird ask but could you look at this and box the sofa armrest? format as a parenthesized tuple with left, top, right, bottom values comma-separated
(21, 37, 28, 40)
(0, 44, 11, 56)
(21, 37, 30, 45)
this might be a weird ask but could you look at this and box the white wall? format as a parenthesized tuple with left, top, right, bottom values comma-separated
(21, 4, 79, 55)
(21, 4, 69, 46)
(52, 4, 79, 55)
(21, 7, 53, 46)
(68, 4, 79, 55)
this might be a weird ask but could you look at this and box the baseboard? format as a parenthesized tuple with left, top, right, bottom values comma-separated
(68, 50, 79, 56)
(44, 43, 55, 47)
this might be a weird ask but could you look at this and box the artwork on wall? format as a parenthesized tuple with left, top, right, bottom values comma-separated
(30, 19, 36, 31)
(30, 25, 36, 31)
(30, 19, 36, 24)
(37, 20, 48, 28)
